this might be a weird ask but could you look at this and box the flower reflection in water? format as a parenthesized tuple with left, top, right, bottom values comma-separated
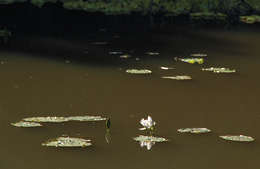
(140, 140, 156, 150)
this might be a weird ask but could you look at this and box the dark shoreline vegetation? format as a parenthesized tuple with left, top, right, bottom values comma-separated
(1, 0, 260, 36)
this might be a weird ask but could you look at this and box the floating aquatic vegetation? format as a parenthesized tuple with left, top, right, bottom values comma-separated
(178, 58, 204, 64)
(23, 116, 69, 123)
(240, 15, 260, 24)
(66, 115, 107, 122)
(219, 135, 254, 142)
(11, 121, 42, 128)
(133, 135, 168, 150)
(126, 69, 152, 74)
(145, 52, 160, 56)
(177, 128, 211, 134)
(119, 54, 131, 59)
(42, 137, 92, 147)
(139, 115, 156, 131)
(161, 76, 192, 80)
(190, 53, 207, 57)
(160, 66, 175, 70)
(202, 67, 236, 73)
(91, 42, 108, 45)
(190, 12, 227, 21)
(109, 51, 123, 55)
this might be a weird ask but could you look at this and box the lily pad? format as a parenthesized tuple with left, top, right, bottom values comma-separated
(66, 115, 107, 121)
(240, 15, 260, 24)
(179, 58, 204, 64)
(160, 66, 175, 70)
(133, 135, 168, 142)
(219, 135, 254, 142)
(161, 76, 192, 80)
(190, 53, 207, 57)
(177, 128, 211, 134)
(145, 52, 160, 56)
(23, 116, 69, 123)
(109, 51, 123, 55)
(119, 54, 131, 59)
(202, 67, 236, 73)
(126, 69, 152, 74)
(42, 137, 92, 147)
(11, 121, 42, 127)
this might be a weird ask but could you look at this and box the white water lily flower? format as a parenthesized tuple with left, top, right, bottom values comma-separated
(139, 115, 156, 130)
(140, 140, 155, 150)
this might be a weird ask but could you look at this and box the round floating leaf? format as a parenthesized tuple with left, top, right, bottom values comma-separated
(126, 69, 152, 74)
(11, 121, 42, 127)
(42, 137, 92, 147)
(146, 52, 160, 56)
(177, 128, 211, 134)
(119, 54, 131, 59)
(160, 66, 175, 70)
(161, 76, 192, 80)
(23, 116, 69, 123)
(219, 135, 254, 142)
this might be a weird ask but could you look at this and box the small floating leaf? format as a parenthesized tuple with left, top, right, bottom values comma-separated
(91, 42, 108, 45)
(133, 135, 168, 150)
(190, 53, 207, 57)
(11, 121, 42, 128)
(161, 76, 192, 80)
(109, 51, 123, 55)
(126, 69, 152, 74)
(42, 137, 92, 147)
(202, 67, 236, 73)
(66, 115, 107, 122)
(178, 58, 204, 64)
(160, 66, 175, 70)
(119, 54, 131, 59)
(177, 128, 211, 134)
(145, 52, 160, 56)
(133, 135, 168, 142)
(23, 116, 69, 123)
(219, 135, 254, 142)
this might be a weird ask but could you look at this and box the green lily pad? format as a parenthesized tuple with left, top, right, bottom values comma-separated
(11, 121, 42, 127)
(202, 67, 236, 73)
(177, 128, 211, 134)
(133, 135, 168, 142)
(160, 66, 175, 70)
(126, 69, 152, 74)
(161, 76, 192, 80)
(179, 58, 204, 64)
(23, 116, 69, 123)
(66, 115, 107, 121)
(240, 15, 260, 24)
(42, 137, 92, 147)
(219, 135, 254, 142)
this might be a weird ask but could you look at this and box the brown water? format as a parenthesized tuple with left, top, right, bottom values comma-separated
(1, 26, 260, 169)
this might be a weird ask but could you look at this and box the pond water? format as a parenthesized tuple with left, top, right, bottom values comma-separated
(1, 26, 260, 169)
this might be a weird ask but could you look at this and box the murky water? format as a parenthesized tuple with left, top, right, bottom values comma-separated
(1, 26, 260, 169)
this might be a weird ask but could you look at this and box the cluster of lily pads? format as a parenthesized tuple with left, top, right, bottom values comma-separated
(11, 115, 107, 147)
(134, 115, 254, 150)
(124, 53, 236, 80)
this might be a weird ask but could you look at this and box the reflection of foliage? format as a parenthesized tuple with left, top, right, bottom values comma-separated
(0, 0, 260, 16)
